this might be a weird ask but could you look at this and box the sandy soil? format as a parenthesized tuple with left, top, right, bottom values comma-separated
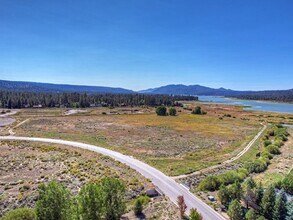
(0, 141, 158, 217)
(64, 109, 88, 115)
(0, 118, 15, 127)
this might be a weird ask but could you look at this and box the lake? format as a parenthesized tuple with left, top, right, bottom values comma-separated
(198, 96, 293, 114)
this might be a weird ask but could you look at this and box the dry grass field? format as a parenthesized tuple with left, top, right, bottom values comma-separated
(0, 102, 292, 217)
(0, 140, 180, 218)
(5, 103, 284, 176)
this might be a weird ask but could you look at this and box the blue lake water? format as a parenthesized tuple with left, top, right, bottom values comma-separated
(198, 96, 293, 114)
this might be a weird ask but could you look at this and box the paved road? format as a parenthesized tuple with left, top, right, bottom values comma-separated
(173, 124, 267, 179)
(0, 136, 225, 220)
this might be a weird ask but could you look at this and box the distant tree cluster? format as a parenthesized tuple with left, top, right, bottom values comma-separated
(0, 91, 197, 109)
(155, 106, 177, 116)
(230, 89, 293, 103)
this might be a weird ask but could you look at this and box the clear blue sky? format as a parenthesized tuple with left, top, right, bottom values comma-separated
(0, 0, 292, 91)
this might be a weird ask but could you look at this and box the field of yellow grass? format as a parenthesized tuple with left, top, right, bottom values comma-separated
(10, 106, 265, 175)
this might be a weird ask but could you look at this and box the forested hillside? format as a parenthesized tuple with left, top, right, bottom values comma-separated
(1, 80, 292, 103)
(0, 80, 134, 94)
(231, 89, 293, 102)
(139, 84, 241, 96)
(0, 91, 197, 109)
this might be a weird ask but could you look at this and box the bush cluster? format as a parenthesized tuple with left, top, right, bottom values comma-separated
(244, 124, 289, 174)
(156, 106, 177, 116)
(198, 124, 289, 192)
(198, 168, 249, 191)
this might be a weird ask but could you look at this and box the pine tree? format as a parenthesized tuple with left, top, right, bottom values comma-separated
(230, 181, 243, 201)
(228, 200, 243, 220)
(273, 190, 287, 220)
(218, 184, 231, 207)
(243, 178, 256, 209)
(245, 208, 257, 220)
(261, 185, 276, 220)
(255, 182, 264, 206)
(286, 200, 293, 220)
(189, 208, 203, 220)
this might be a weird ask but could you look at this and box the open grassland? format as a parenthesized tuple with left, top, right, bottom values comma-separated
(9, 104, 266, 176)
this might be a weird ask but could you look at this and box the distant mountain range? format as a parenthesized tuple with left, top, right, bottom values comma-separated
(139, 84, 293, 102)
(138, 84, 244, 96)
(0, 80, 292, 102)
(0, 80, 133, 94)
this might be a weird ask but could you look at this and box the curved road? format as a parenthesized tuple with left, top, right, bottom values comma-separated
(0, 136, 225, 220)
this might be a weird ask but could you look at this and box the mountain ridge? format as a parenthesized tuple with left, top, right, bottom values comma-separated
(0, 80, 292, 102)
(138, 84, 249, 96)
(0, 79, 134, 94)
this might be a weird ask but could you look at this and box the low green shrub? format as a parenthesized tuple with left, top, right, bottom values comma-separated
(244, 159, 267, 173)
(218, 171, 241, 185)
(136, 195, 150, 205)
(156, 106, 167, 116)
(275, 134, 288, 142)
(261, 150, 273, 160)
(263, 140, 272, 147)
(198, 175, 220, 191)
(274, 139, 284, 147)
(266, 144, 281, 155)
(1, 208, 36, 220)
(267, 129, 275, 136)
(237, 168, 249, 180)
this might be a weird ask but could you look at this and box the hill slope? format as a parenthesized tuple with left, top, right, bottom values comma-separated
(230, 89, 293, 103)
(0, 80, 134, 94)
(139, 84, 243, 96)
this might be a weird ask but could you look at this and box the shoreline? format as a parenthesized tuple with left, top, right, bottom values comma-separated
(197, 96, 293, 114)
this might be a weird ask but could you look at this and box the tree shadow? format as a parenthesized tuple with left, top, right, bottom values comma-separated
(135, 213, 147, 219)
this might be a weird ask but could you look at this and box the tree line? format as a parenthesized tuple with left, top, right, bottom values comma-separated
(0, 91, 197, 109)
(230, 89, 293, 103)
